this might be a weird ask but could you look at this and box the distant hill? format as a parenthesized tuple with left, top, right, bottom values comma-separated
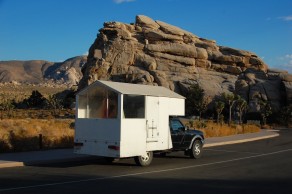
(0, 56, 87, 85)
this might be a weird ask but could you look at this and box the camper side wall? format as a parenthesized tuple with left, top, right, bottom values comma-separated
(167, 98, 185, 116)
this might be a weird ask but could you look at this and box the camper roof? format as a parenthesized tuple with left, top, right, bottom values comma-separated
(78, 80, 185, 99)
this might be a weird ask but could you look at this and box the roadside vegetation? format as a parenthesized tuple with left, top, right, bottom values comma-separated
(184, 83, 291, 137)
(0, 86, 76, 153)
(181, 119, 260, 138)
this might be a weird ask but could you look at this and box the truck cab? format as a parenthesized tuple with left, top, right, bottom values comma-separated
(169, 118, 204, 158)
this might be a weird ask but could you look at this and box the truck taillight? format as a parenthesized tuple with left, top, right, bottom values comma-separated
(108, 145, 120, 150)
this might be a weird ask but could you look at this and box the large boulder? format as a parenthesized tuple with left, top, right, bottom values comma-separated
(156, 20, 185, 36)
(136, 15, 160, 29)
(145, 43, 197, 58)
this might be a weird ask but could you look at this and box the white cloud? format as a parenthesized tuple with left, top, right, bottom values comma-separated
(113, 0, 135, 4)
(278, 15, 292, 21)
(276, 54, 292, 73)
(83, 51, 88, 56)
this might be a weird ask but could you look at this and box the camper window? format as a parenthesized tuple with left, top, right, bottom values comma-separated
(78, 86, 118, 119)
(123, 95, 145, 118)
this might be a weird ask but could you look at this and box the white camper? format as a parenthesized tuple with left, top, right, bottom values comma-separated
(74, 80, 204, 166)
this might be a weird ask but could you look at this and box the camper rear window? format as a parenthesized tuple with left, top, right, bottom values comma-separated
(78, 86, 118, 119)
(123, 95, 145, 118)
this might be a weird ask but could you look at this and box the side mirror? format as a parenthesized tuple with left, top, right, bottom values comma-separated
(184, 126, 188, 131)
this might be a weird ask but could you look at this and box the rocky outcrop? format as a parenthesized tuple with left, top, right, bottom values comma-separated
(44, 56, 87, 85)
(79, 15, 291, 111)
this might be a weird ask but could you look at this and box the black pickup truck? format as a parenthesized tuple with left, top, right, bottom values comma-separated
(169, 117, 204, 158)
(134, 117, 205, 166)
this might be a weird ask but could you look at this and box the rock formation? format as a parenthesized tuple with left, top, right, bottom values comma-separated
(44, 56, 86, 85)
(78, 15, 291, 111)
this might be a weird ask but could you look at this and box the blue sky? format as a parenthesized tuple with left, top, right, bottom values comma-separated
(0, 0, 291, 73)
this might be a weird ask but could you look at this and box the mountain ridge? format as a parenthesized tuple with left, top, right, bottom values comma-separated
(0, 56, 87, 85)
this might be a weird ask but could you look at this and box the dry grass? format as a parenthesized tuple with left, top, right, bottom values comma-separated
(0, 109, 75, 119)
(0, 119, 74, 152)
(182, 119, 260, 138)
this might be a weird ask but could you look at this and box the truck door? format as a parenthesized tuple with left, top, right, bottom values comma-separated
(170, 119, 185, 149)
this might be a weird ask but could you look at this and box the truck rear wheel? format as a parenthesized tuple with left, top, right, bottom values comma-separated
(134, 151, 153, 166)
(190, 140, 203, 159)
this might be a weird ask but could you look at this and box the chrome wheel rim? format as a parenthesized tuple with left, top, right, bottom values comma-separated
(141, 152, 150, 161)
(194, 144, 201, 155)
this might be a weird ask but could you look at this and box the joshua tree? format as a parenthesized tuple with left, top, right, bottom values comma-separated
(222, 92, 238, 125)
(215, 101, 225, 124)
(195, 95, 211, 120)
(279, 105, 292, 127)
(185, 83, 204, 118)
(236, 96, 248, 124)
(258, 99, 272, 126)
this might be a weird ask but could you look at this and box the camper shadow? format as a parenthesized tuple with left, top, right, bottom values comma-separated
(26, 157, 142, 168)
(25, 153, 191, 168)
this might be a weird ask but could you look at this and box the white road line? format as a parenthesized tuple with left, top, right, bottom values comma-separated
(205, 148, 260, 154)
(1, 148, 292, 192)
(204, 134, 279, 147)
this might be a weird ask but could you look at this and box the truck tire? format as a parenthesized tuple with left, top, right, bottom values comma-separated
(134, 151, 153, 166)
(190, 140, 203, 159)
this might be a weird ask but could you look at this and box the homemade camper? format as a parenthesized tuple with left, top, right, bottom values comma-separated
(74, 80, 186, 166)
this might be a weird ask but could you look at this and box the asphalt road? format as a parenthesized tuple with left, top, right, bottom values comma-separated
(0, 129, 291, 194)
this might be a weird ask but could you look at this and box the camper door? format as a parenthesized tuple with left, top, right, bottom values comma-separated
(146, 96, 159, 142)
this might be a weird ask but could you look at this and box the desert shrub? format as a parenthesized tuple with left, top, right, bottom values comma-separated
(195, 120, 207, 129)
(46, 94, 64, 115)
(242, 124, 261, 133)
(19, 90, 48, 109)
(69, 122, 75, 129)
(189, 119, 194, 128)
(54, 89, 76, 109)
(53, 136, 74, 148)
(9, 131, 39, 152)
(0, 139, 10, 153)
(41, 135, 73, 149)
